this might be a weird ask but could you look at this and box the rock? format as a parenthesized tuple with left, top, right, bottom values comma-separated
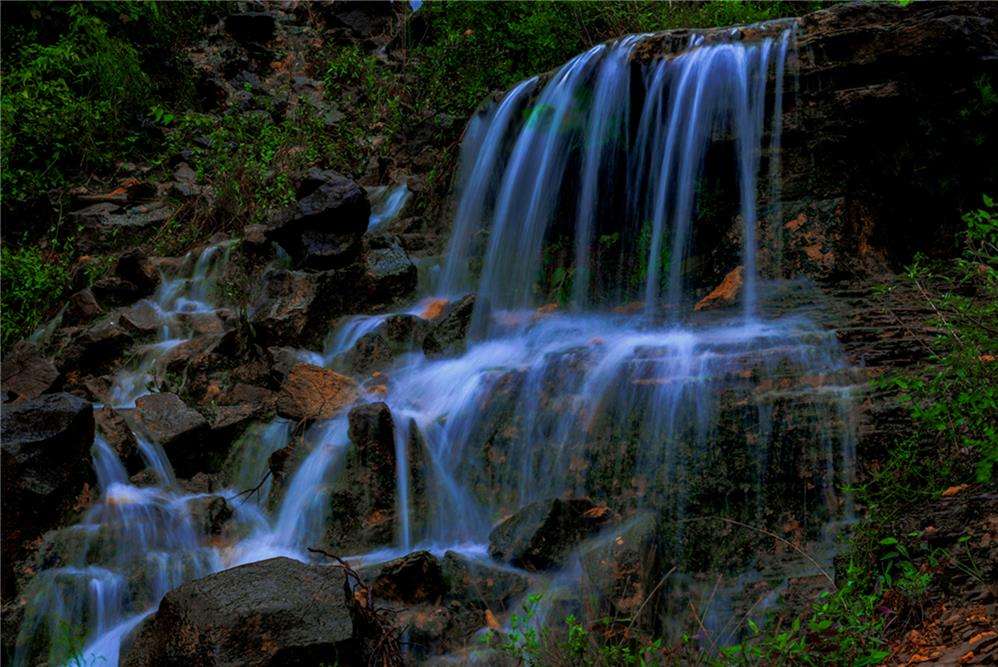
(119, 301, 161, 335)
(1, 393, 94, 596)
(276, 364, 358, 421)
(62, 289, 103, 326)
(266, 171, 370, 269)
(440, 551, 530, 612)
(489, 497, 618, 571)
(344, 314, 427, 374)
(363, 234, 417, 302)
(371, 551, 446, 604)
(249, 269, 317, 346)
(115, 250, 160, 297)
(1, 342, 59, 402)
(422, 294, 475, 357)
(326, 402, 399, 552)
(95, 406, 144, 475)
(224, 12, 276, 44)
(57, 320, 133, 374)
(128, 393, 211, 478)
(187, 495, 234, 536)
(73, 201, 175, 254)
(694, 265, 743, 311)
(122, 557, 358, 666)
(578, 512, 660, 620)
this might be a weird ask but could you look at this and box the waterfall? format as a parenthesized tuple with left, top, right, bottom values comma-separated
(14, 23, 867, 666)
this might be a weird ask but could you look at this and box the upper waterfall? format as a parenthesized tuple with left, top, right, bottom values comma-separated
(439, 23, 797, 332)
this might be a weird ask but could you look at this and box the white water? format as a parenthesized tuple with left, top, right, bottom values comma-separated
(17, 24, 862, 665)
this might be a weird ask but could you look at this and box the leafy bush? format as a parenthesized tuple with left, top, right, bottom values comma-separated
(0, 245, 69, 347)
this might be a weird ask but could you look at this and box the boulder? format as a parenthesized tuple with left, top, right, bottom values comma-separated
(62, 288, 103, 326)
(422, 294, 475, 357)
(344, 314, 427, 374)
(1, 342, 59, 402)
(1, 393, 94, 596)
(440, 551, 530, 612)
(363, 234, 417, 302)
(277, 364, 358, 422)
(326, 402, 398, 552)
(266, 170, 370, 269)
(57, 320, 133, 374)
(371, 551, 446, 604)
(122, 557, 358, 666)
(128, 393, 210, 478)
(489, 497, 618, 571)
(115, 250, 160, 297)
(119, 301, 161, 335)
(249, 269, 317, 346)
(95, 406, 144, 475)
(578, 512, 660, 621)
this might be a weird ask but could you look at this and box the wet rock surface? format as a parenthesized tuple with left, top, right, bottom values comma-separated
(422, 294, 475, 357)
(1, 393, 94, 596)
(276, 363, 358, 422)
(122, 557, 357, 667)
(489, 498, 618, 571)
(127, 393, 210, 478)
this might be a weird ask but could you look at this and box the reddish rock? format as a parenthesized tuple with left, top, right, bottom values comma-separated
(276, 364, 358, 421)
(694, 265, 743, 311)
(1, 343, 59, 402)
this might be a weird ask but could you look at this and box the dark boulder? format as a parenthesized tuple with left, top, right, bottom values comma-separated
(422, 294, 476, 357)
(362, 234, 417, 303)
(1, 342, 59, 402)
(56, 320, 133, 374)
(1, 393, 94, 596)
(187, 495, 234, 537)
(326, 402, 398, 552)
(440, 551, 530, 612)
(489, 497, 618, 571)
(344, 314, 427, 374)
(371, 551, 446, 605)
(122, 557, 358, 666)
(127, 393, 211, 478)
(119, 300, 161, 336)
(266, 170, 370, 269)
(62, 288, 103, 327)
(578, 512, 660, 622)
(250, 268, 356, 347)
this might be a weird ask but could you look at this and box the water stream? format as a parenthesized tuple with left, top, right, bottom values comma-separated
(16, 23, 862, 665)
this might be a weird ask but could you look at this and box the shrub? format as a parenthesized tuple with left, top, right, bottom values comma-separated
(0, 245, 69, 348)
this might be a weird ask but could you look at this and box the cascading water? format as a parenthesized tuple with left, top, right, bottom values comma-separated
(16, 22, 863, 665)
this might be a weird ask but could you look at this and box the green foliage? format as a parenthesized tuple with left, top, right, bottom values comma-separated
(0, 245, 69, 348)
(408, 1, 821, 119)
(1, 1, 217, 208)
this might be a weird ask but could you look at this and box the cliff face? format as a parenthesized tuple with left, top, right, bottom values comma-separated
(628, 1, 997, 284)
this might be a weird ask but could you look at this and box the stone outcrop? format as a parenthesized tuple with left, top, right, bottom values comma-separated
(1, 393, 94, 597)
(489, 497, 618, 571)
(122, 557, 357, 666)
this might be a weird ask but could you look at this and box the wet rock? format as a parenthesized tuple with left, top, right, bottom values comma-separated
(249, 269, 316, 345)
(122, 557, 357, 666)
(57, 320, 133, 375)
(62, 289, 103, 326)
(276, 363, 358, 421)
(1, 393, 94, 596)
(345, 314, 427, 374)
(1, 342, 59, 402)
(95, 406, 144, 475)
(224, 12, 276, 44)
(579, 512, 660, 620)
(266, 170, 369, 269)
(694, 265, 743, 311)
(187, 495, 234, 537)
(128, 393, 211, 478)
(371, 551, 446, 604)
(489, 497, 618, 571)
(422, 294, 476, 357)
(73, 201, 175, 254)
(363, 234, 417, 302)
(119, 300, 161, 335)
(440, 551, 530, 612)
(326, 402, 398, 552)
